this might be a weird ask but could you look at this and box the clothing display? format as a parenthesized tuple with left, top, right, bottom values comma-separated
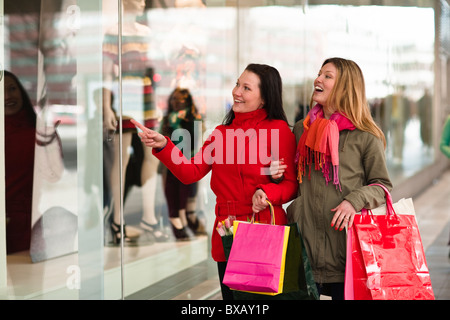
(103, 33, 158, 130)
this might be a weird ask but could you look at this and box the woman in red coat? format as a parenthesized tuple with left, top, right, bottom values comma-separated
(4, 71, 37, 254)
(133, 64, 298, 299)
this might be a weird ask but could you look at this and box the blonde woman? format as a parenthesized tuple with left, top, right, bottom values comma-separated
(286, 57, 392, 299)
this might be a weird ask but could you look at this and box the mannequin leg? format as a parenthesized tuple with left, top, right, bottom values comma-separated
(140, 142, 158, 224)
(110, 131, 140, 243)
(164, 170, 190, 241)
(111, 132, 131, 225)
(140, 140, 169, 241)
(186, 184, 207, 235)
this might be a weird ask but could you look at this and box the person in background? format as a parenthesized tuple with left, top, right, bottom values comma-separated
(132, 63, 298, 300)
(4, 70, 62, 254)
(159, 87, 205, 240)
(439, 114, 450, 257)
(4, 70, 36, 254)
(440, 115, 450, 159)
(286, 58, 392, 300)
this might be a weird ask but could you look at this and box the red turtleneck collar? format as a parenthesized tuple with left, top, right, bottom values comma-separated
(231, 108, 268, 127)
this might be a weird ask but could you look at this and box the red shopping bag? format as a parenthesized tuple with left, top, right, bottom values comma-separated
(345, 184, 435, 300)
(345, 227, 371, 299)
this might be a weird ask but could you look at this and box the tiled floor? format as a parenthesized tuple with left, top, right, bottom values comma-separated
(426, 221, 450, 300)
(414, 169, 450, 300)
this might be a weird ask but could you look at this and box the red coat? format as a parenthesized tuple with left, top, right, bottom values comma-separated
(5, 109, 36, 254)
(153, 108, 298, 261)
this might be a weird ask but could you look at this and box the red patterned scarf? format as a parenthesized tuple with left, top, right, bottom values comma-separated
(296, 104, 355, 190)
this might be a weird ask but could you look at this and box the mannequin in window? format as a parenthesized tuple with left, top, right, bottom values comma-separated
(103, 0, 168, 244)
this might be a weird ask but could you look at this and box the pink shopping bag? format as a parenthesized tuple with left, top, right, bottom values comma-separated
(223, 221, 290, 294)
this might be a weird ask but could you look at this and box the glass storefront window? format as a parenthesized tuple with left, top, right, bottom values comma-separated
(0, 0, 439, 300)
(236, 4, 436, 182)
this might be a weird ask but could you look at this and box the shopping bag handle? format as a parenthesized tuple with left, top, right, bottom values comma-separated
(362, 183, 397, 217)
(250, 200, 275, 225)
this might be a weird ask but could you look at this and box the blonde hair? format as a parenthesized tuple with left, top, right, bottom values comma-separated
(311, 57, 386, 147)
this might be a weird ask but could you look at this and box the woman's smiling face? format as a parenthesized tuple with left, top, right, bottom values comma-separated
(4, 75, 24, 116)
(313, 62, 337, 110)
(231, 70, 264, 113)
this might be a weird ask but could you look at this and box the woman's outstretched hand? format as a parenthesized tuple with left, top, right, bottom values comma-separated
(131, 119, 168, 150)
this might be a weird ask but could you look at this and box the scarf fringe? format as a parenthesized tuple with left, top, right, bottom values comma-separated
(297, 146, 341, 190)
(296, 105, 354, 190)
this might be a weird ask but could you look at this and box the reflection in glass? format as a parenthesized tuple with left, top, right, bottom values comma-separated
(160, 88, 206, 240)
(5, 71, 38, 255)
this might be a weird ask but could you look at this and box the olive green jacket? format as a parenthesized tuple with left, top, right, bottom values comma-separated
(287, 120, 393, 284)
